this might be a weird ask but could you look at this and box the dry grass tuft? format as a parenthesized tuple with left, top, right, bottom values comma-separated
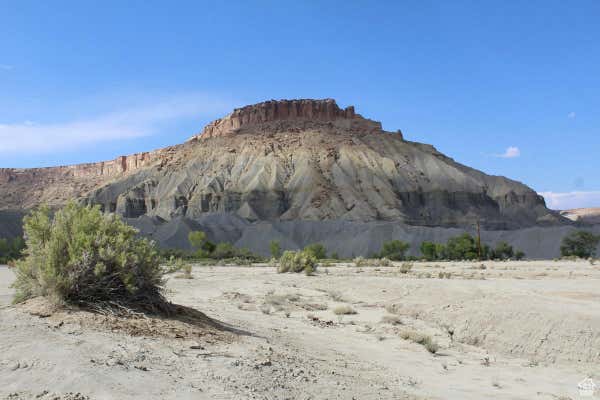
(333, 305, 357, 315)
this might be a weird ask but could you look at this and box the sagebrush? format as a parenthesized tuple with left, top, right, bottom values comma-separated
(278, 250, 317, 275)
(12, 203, 167, 312)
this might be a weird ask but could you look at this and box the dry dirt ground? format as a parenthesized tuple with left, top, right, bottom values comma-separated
(1, 260, 599, 399)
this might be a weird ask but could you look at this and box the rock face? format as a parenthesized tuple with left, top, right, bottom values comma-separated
(0, 147, 178, 210)
(77, 99, 562, 230)
(0, 98, 569, 251)
(190, 99, 384, 140)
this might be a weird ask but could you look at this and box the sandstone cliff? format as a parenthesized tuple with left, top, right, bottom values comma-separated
(79, 99, 562, 230)
(0, 147, 179, 210)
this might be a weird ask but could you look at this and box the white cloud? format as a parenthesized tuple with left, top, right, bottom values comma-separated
(540, 191, 600, 210)
(495, 146, 520, 158)
(0, 93, 234, 154)
(568, 111, 576, 119)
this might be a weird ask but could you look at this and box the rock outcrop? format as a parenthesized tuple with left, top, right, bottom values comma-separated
(0, 98, 569, 249)
(190, 99, 384, 140)
(0, 147, 179, 210)
(561, 208, 600, 225)
(77, 99, 563, 230)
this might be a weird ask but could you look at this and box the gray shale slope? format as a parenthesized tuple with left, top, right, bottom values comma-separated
(1, 99, 595, 257)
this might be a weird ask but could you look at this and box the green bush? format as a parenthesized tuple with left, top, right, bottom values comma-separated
(419, 241, 438, 261)
(490, 241, 514, 260)
(379, 240, 410, 261)
(12, 203, 165, 311)
(0, 236, 25, 264)
(278, 250, 317, 275)
(304, 243, 327, 259)
(560, 230, 600, 258)
(445, 233, 478, 260)
(269, 240, 282, 259)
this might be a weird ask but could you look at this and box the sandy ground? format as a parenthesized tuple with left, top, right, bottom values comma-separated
(1, 260, 599, 399)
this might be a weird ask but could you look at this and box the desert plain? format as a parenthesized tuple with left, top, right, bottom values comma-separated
(1, 260, 599, 400)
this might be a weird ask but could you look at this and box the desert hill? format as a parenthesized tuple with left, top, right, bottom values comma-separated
(1, 98, 588, 257)
(560, 207, 600, 225)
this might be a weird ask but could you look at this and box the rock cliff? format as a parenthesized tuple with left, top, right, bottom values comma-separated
(0, 99, 568, 245)
(190, 99, 384, 140)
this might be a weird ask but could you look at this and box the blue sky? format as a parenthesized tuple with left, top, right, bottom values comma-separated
(1, 1, 599, 209)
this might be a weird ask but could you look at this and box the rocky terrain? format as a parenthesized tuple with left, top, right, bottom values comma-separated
(2, 260, 598, 399)
(1, 98, 591, 256)
(561, 208, 600, 225)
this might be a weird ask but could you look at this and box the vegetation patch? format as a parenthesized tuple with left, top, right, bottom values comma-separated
(277, 250, 317, 275)
(12, 203, 169, 314)
(333, 305, 357, 315)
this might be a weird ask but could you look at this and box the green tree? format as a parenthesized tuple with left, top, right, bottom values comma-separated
(212, 242, 237, 259)
(269, 240, 282, 259)
(420, 241, 440, 261)
(445, 233, 478, 260)
(379, 240, 410, 261)
(560, 231, 600, 258)
(12, 203, 165, 310)
(188, 231, 206, 251)
(304, 243, 327, 259)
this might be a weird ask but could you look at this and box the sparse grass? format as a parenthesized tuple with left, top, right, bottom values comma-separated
(175, 262, 193, 279)
(399, 262, 413, 274)
(327, 290, 346, 302)
(333, 305, 357, 315)
(379, 257, 392, 267)
(400, 330, 439, 353)
(353, 256, 367, 267)
(381, 314, 403, 325)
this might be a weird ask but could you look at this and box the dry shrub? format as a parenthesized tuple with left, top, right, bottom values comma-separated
(333, 305, 357, 315)
(278, 250, 317, 275)
(400, 329, 439, 353)
(381, 314, 403, 325)
(399, 262, 413, 274)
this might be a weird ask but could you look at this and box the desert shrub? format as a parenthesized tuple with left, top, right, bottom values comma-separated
(490, 241, 514, 260)
(165, 257, 192, 279)
(12, 203, 165, 311)
(0, 236, 25, 264)
(353, 256, 367, 267)
(400, 330, 439, 353)
(444, 233, 478, 260)
(399, 262, 413, 274)
(333, 305, 357, 315)
(420, 241, 444, 261)
(278, 250, 317, 275)
(560, 230, 600, 258)
(269, 240, 282, 259)
(208, 242, 262, 262)
(304, 243, 327, 260)
(379, 240, 410, 261)
(381, 314, 403, 325)
(211, 242, 237, 259)
(330, 252, 339, 260)
(379, 257, 392, 267)
(187, 230, 217, 258)
(188, 230, 206, 251)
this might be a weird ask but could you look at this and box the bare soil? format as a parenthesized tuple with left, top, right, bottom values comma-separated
(1, 260, 599, 399)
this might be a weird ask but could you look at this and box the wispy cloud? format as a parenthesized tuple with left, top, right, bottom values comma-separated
(495, 146, 520, 158)
(568, 111, 576, 119)
(540, 191, 600, 210)
(0, 64, 13, 71)
(0, 93, 234, 154)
